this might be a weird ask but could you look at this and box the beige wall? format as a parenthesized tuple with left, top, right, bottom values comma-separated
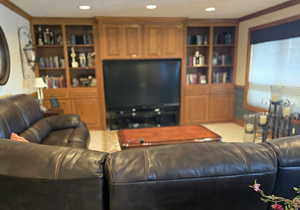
(0, 4, 35, 96)
(236, 4, 300, 86)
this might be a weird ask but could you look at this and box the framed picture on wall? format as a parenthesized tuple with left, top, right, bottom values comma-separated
(0, 26, 10, 85)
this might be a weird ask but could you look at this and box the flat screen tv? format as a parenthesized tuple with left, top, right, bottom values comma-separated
(103, 59, 181, 110)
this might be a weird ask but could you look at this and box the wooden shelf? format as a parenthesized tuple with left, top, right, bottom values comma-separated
(212, 65, 233, 68)
(71, 86, 97, 88)
(187, 44, 209, 48)
(213, 44, 234, 47)
(36, 45, 63, 48)
(187, 65, 209, 68)
(70, 67, 95, 70)
(39, 67, 65, 70)
(67, 44, 94, 48)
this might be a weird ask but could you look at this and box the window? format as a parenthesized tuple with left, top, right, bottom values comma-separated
(247, 18, 300, 112)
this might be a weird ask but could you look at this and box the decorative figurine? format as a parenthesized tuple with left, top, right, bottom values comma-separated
(37, 26, 43, 46)
(43, 28, 50, 45)
(87, 52, 95, 67)
(79, 53, 87, 67)
(193, 51, 205, 67)
(72, 78, 79, 87)
(70, 47, 79, 68)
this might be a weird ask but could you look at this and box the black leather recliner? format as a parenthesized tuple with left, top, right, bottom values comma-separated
(0, 94, 90, 148)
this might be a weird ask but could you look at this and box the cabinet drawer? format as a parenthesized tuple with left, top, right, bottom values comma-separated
(69, 88, 98, 98)
(210, 84, 234, 95)
(185, 85, 209, 96)
(44, 88, 68, 98)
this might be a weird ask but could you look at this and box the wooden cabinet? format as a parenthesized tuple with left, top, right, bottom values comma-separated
(101, 22, 183, 59)
(208, 94, 234, 122)
(162, 25, 183, 57)
(124, 24, 143, 57)
(102, 24, 123, 58)
(144, 25, 162, 57)
(184, 95, 208, 124)
(72, 98, 102, 128)
(101, 24, 143, 58)
(44, 99, 73, 114)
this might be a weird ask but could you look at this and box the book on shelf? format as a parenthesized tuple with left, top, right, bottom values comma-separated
(186, 73, 207, 85)
(212, 72, 229, 83)
(44, 75, 66, 88)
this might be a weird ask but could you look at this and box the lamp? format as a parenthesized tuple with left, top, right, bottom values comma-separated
(35, 77, 47, 111)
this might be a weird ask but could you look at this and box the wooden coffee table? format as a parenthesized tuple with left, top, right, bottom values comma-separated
(118, 125, 221, 150)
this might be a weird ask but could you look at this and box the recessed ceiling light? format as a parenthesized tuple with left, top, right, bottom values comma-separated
(205, 7, 216, 12)
(79, 5, 91, 10)
(146, 4, 157, 10)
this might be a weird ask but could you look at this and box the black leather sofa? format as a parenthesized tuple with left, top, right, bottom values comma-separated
(0, 95, 300, 210)
(0, 94, 90, 148)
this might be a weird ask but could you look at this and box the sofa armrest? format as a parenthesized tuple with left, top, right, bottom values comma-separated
(0, 140, 108, 210)
(0, 140, 107, 179)
(45, 114, 81, 130)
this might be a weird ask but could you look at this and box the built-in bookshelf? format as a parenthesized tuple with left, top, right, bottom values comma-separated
(186, 26, 236, 85)
(33, 24, 97, 89)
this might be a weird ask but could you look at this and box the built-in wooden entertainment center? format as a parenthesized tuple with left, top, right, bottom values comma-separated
(31, 17, 238, 130)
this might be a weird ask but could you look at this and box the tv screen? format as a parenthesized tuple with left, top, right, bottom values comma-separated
(103, 59, 181, 110)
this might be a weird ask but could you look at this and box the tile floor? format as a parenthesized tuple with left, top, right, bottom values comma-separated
(88, 123, 244, 153)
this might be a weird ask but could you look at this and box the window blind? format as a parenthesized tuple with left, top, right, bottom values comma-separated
(248, 36, 300, 112)
(251, 19, 300, 44)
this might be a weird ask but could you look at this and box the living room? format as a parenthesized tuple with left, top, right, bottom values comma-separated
(0, 0, 300, 209)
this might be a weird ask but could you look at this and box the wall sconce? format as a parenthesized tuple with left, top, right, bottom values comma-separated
(23, 41, 36, 68)
(18, 26, 36, 78)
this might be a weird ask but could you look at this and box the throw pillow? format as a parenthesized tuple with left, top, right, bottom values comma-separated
(10, 133, 29, 143)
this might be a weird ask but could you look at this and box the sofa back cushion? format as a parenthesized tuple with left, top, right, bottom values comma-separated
(106, 142, 277, 210)
(6, 94, 43, 127)
(266, 136, 300, 199)
(0, 101, 28, 136)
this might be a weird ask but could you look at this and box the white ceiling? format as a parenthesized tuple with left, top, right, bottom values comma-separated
(11, 0, 289, 18)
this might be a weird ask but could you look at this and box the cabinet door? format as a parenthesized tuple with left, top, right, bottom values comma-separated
(124, 24, 143, 58)
(184, 95, 209, 124)
(144, 25, 162, 57)
(72, 98, 101, 128)
(44, 99, 73, 114)
(208, 94, 233, 122)
(162, 25, 183, 57)
(102, 24, 123, 58)
(59, 99, 73, 114)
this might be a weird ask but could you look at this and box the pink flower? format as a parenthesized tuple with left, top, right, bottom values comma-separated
(253, 183, 261, 192)
(271, 204, 284, 210)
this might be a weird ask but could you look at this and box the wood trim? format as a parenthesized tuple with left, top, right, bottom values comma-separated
(234, 85, 245, 89)
(239, 0, 300, 22)
(249, 14, 300, 32)
(187, 19, 238, 27)
(0, 0, 31, 20)
(96, 16, 187, 24)
(233, 118, 244, 127)
(31, 17, 96, 25)
(243, 15, 300, 113)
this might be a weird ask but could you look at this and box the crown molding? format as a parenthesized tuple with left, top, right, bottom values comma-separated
(0, 0, 31, 20)
(239, 0, 300, 22)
